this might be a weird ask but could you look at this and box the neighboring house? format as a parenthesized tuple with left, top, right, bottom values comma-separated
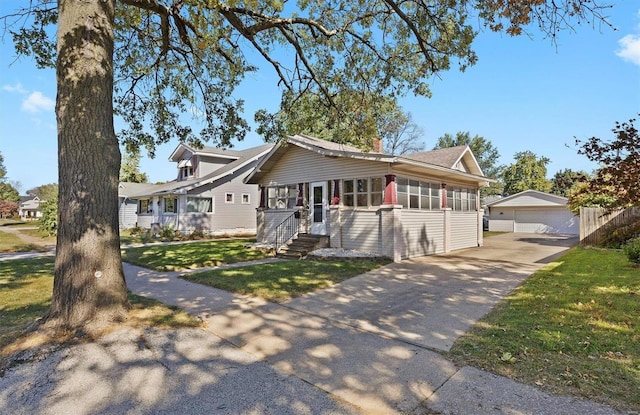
(485, 190, 578, 234)
(118, 143, 274, 235)
(245, 134, 492, 261)
(19, 196, 43, 220)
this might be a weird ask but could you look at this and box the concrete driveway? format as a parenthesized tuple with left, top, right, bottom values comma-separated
(284, 233, 578, 351)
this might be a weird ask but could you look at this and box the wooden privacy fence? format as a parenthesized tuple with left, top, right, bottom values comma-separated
(580, 206, 640, 246)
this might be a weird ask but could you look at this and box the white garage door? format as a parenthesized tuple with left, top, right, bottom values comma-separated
(514, 209, 579, 234)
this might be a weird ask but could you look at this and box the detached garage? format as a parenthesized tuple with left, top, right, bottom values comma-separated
(485, 190, 579, 234)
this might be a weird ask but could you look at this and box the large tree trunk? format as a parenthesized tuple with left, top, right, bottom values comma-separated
(47, 0, 128, 330)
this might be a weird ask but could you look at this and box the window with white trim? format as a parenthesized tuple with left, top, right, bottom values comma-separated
(225, 193, 234, 204)
(163, 197, 178, 213)
(241, 193, 250, 204)
(138, 199, 153, 214)
(180, 166, 194, 180)
(446, 187, 477, 211)
(397, 178, 441, 210)
(342, 178, 384, 208)
(186, 197, 212, 213)
(266, 185, 297, 209)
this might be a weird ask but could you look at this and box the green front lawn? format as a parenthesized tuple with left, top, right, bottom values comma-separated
(0, 256, 200, 356)
(449, 247, 640, 412)
(0, 229, 49, 253)
(121, 238, 270, 271)
(181, 258, 390, 302)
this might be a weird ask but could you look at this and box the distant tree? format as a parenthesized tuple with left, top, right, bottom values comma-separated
(0, 152, 21, 203)
(381, 112, 425, 156)
(119, 150, 149, 183)
(567, 181, 618, 215)
(0, 201, 19, 218)
(434, 132, 503, 195)
(0, 182, 20, 203)
(28, 183, 59, 201)
(574, 115, 640, 209)
(0, 152, 6, 180)
(256, 91, 424, 153)
(550, 169, 589, 197)
(502, 151, 552, 195)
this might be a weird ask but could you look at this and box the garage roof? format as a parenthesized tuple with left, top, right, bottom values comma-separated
(485, 190, 568, 208)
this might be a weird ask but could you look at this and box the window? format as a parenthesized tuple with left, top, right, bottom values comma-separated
(397, 178, 440, 210)
(225, 193, 234, 204)
(266, 185, 297, 209)
(342, 178, 384, 208)
(186, 197, 212, 213)
(241, 193, 250, 204)
(371, 178, 383, 206)
(138, 199, 152, 214)
(446, 186, 477, 211)
(163, 197, 178, 213)
(180, 166, 194, 180)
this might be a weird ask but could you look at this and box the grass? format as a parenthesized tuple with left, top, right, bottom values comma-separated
(17, 227, 56, 244)
(0, 229, 50, 254)
(448, 246, 640, 412)
(121, 238, 270, 271)
(181, 258, 391, 302)
(0, 256, 201, 359)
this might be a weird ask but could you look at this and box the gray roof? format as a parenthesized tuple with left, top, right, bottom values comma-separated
(120, 143, 273, 198)
(246, 134, 491, 185)
(402, 146, 468, 168)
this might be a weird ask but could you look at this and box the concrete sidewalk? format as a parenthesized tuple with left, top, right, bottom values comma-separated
(121, 258, 625, 415)
(0, 235, 629, 414)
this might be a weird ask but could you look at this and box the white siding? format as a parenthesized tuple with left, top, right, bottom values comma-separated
(137, 215, 153, 229)
(400, 210, 444, 258)
(175, 161, 261, 234)
(450, 212, 479, 251)
(341, 210, 380, 252)
(514, 208, 579, 234)
(118, 198, 138, 229)
(488, 208, 515, 232)
(195, 156, 234, 178)
(263, 210, 298, 244)
(262, 146, 389, 185)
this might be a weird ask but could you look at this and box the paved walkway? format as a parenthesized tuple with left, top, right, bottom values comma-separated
(0, 234, 630, 414)
(122, 234, 626, 415)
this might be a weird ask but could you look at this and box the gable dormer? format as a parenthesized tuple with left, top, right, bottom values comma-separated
(177, 156, 195, 181)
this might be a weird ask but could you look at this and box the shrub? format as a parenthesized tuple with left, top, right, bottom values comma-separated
(160, 225, 175, 240)
(38, 199, 58, 236)
(599, 218, 640, 248)
(623, 237, 640, 265)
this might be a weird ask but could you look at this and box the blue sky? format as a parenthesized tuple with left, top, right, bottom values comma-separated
(1, 1, 639, 193)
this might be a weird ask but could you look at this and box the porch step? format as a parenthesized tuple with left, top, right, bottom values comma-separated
(277, 234, 330, 259)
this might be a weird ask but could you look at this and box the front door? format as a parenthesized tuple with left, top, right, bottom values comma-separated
(309, 181, 327, 235)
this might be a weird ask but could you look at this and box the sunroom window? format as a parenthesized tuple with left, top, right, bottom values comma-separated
(397, 178, 440, 210)
(342, 178, 384, 208)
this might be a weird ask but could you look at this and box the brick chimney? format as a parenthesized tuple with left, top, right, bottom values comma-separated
(372, 139, 383, 153)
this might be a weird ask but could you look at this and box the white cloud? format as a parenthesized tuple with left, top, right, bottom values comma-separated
(2, 82, 27, 94)
(616, 34, 640, 66)
(22, 91, 55, 113)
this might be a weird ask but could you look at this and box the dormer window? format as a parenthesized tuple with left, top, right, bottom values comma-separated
(178, 158, 194, 180)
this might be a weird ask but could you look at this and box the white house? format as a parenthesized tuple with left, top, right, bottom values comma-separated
(19, 196, 43, 220)
(245, 134, 493, 261)
(485, 190, 579, 234)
